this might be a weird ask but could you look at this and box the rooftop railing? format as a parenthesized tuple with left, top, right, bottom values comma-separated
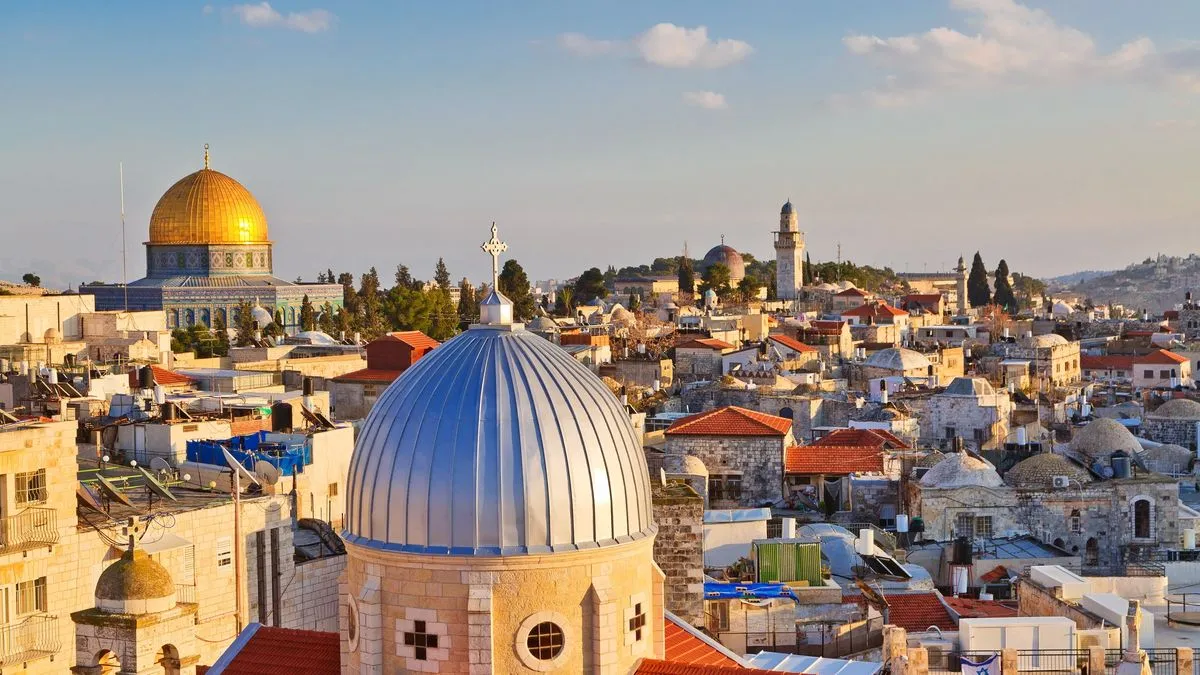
(0, 615, 60, 665)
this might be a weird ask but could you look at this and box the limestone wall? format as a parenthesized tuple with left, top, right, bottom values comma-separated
(652, 483, 704, 627)
(1142, 417, 1199, 450)
(665, 435, 785, 507)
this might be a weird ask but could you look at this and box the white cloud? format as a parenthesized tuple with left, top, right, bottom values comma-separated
(557, 23, 751, 69)
(228, 2, 334, 33)
(841, 0, 1200, 106)
(682, 91, 728, 110)
(1152, 119, 1198, 130)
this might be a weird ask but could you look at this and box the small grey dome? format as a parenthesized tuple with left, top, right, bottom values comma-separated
(942, 377, 996, 397)
(864, 348, 932, 372)
(527, 315, 558, 332)
(1023, 333, 1068, 348)
(916, 450, 946, 468)
(1148, 398, 1200, 420)
(1069, 418, 1143, 463)
(663, 454, 708, 477)
(345, 323, 655, 556)
(95, 549, 176, 614)
(920, 453, 1003, 488)
(1005, 452, 1093, 489)
(700, 245, 746, 282)
(1141, 444, 1193, 473)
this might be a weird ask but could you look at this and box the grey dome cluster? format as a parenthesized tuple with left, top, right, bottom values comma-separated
(1005, 452, 1092, 489)
(344, 324, 656, 555)
(1141, 444, 1193, 473)
(864, 348, 932, 372)
(1148, 398, 1200, 420)
(1069, 418, 1143, 463)
(920, 453, 1004, 488)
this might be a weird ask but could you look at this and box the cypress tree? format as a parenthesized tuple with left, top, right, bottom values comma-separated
(967, 252, 992, 308)
(993, 259, 1017, 313)
(678, 256, 695, 293)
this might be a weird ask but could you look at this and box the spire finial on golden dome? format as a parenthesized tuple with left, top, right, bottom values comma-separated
(203, 143, 210, 170)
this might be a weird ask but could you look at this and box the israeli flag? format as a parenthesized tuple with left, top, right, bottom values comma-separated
(961, 653, 1000, 675)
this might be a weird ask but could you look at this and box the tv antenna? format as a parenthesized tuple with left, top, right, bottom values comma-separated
(119, 162, 128, 311)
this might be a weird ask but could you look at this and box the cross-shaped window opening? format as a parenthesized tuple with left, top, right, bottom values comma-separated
(629, 602, 646, 641)
(403, 619, 439, 661)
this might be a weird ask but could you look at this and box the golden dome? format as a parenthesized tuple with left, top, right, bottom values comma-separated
(148, 152, 269, 245)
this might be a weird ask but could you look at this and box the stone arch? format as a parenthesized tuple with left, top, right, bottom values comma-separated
(1085, 537, 1100, 566)
(168, 309, 179, 329)
(778, 406, 794, 420)
(183, 308, 195, 327)
(96, 649, 121, 675)
(157, 644, 181, 675)
(1131, 495, 1154, 540)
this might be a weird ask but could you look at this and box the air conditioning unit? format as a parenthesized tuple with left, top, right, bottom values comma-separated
(1052, 475, 1071, 488)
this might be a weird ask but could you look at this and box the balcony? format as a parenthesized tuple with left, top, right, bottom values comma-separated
(0, 615, 61, 665)
(0, 508, 59, 555)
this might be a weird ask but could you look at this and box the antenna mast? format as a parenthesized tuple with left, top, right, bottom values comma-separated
(120, 162, 128, 311)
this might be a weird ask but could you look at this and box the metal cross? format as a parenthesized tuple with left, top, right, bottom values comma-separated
(481, 222, 507, 291)
(121, 516, 143, 552)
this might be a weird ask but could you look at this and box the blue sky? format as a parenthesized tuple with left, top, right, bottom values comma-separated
(2, 1, 1199, 290)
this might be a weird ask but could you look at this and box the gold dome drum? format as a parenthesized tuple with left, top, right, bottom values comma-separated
(148, 168, 269, 245)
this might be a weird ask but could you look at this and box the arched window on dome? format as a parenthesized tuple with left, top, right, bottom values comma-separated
(287, 307, 297, 327)
(168, 310, 178, 329)
(198, 309, 210, 328)
(215, 308, 227, 328)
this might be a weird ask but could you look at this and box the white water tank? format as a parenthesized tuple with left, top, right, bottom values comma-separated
(896, 514, 910, 533)
(1185, 529, 1196, 550)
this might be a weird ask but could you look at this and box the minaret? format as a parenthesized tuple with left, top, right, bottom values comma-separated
(956, 256, 968, 315)
(774, 200, 805, 300)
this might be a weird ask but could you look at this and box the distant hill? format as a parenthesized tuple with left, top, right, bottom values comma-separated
(1050, 255, 1200, 313)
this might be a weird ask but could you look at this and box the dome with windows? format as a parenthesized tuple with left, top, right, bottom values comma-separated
(344, 303, 656, 555)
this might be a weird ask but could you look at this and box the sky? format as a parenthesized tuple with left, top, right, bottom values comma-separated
(2, 0, 1200, 290)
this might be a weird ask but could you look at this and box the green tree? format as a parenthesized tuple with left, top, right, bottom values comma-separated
(603, 265, 617, 289)
(574, 268, 607, 302)
(967, 252, 992, 308)
(993, 260, 1018, 313)
(803, 252, 813, 285)
(234, 301, 256, 346)
(394, 264, 415, 290)
(498, 259, 536, 321)
(299, 294, 316, 331)
(21, 273, 40, 287)
(337, 272, 360, 324)
(457, 277, 479, 326)
(700, 263, 733, 298)
(427, 288, 459, 340)
(628, 293, 641, 312)
(677, 257, 695, 294)
(318, 302, 337, 334)
(434, 258, 451, 291)
(213, 313, 230, 356)
(739, 273, 765, 302)
(359, 267, 387, 338)
(555, 287, 574, 316)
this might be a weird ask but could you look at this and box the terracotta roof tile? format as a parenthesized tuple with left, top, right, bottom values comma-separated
(835, 288, 870, 297)
(979, 565, 1009, 583)
(811, 428, 909, 449)
(331, 368, 402, 384)
(768, 335, 817, 353)
(677, 337, 736, 351)
(944, 596, 1018, 618)
(666, 407, 793, 437)
(217, 626, 340, 674)
(1080, 355, 1134, 371)
(637, 659, 772, 674)
(378, 330, 440, 350)
(1135, 349, 1188, 365)
(882, 593, 957, 632)
(663, 616, 742, 667)
(128, 365, 194, 389)
(785, 446, 883, 474)
(841, 302, 908, 318)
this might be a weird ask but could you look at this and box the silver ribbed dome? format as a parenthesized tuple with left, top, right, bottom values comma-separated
(344, 324, 655, 556)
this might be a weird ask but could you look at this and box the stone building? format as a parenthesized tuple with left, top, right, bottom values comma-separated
(861, 347, 935, 383)
(664, 406, 795, 508)
(82, 147, 342, 331)
(774, 200, 805, 301)
(651, 481, 705, 628)
(1132, 349, 1193, 389)
(328, 330, 438, 419)
(673, 337, 734, 383)
(993, 333, 1082, 389)
(1142, 398, 1200, 450)
(910, 450, 1017, 542)
(796, 320, 853, 361)
(340, 270, 668, 673)
(920, 377, 1013, 451)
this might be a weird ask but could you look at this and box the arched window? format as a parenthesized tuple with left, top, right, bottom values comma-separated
(778, 407, 794, 420)
(1070, 509, 1082, 534)
(1085, 538, 1100, 566)
(183, 309, 195, 327)
(157, 644, 181, 675)
(1133, 498, 1153, 539)
(168, 310, 179, 329)
(96, 650, 121, 675)
(198, 309, 211, 328)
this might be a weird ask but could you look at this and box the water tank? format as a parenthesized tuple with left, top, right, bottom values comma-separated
(1185, 529, 1197, 550)
(952, 536, 973, 565)
(1111, 451, 1132, 480)
(138, 366, 154, 390)
(302, 376, 314, 396)
(896, 514, 910, 533)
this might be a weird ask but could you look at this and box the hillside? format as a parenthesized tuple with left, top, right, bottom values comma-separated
(1049, 254, 1200, 313)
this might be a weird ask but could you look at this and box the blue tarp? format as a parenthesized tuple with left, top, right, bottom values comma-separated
(186, 431, 311, 477)
(703, 582, 798, 601)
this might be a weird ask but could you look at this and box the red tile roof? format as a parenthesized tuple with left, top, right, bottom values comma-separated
(902, 294, 944, 309)
(1135, 349, 1188, 365)
(979, 565, 1009, 583)
(637, 660, 772, 674)
(768, 335, 817, 354)
(848, 592, 957, 632)
(944, 596, 1018, 619)
(841, 302, 908, 319)
(811, 428, 909, 449)
(677, 337, 736, 351)
(1165, 310, 1180, 320)
(128, 365, 194, 389)
(331, 368, 403, 384)
(1080, 355, 1134, 371)
(215, 625, 340, 674)
(664, 616, 742, 668)
(378, 330, 440, 350)
(666, 407, 793, 437)
(835, 288, 870, 297)
(785, 446, 883, 474)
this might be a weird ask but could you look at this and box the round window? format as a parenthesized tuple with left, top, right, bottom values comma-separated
(526, 622, 564, 661)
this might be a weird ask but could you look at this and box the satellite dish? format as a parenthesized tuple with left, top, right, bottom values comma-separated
(138, 466, 178, 503)
(222, 448, 260, 486)
(254, 460, 282, 485)
(95, 475, 136, 509)
(149, 457, 173, 473)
